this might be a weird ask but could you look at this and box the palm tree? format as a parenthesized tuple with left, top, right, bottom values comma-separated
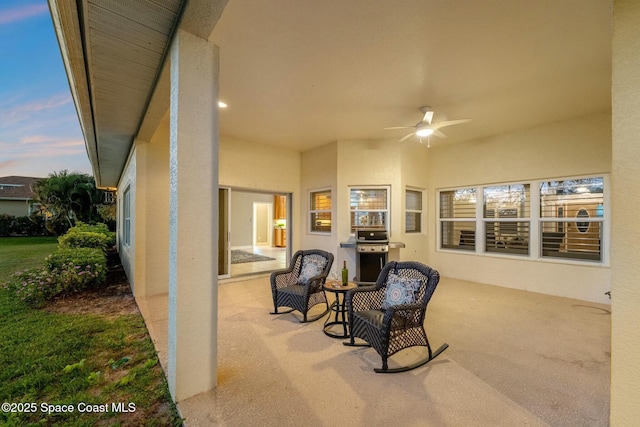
(32, 171, 105, 233)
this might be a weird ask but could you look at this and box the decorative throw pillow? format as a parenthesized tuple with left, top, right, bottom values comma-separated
(297, 256, 326, 285)
(381, 273, 421, 309)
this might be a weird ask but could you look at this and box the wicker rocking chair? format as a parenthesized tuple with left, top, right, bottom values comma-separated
(344, 261, 448, 373)
(270, 249, 334, 322)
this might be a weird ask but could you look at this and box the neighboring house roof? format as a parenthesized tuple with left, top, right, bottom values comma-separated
(0, 176, 41, 201)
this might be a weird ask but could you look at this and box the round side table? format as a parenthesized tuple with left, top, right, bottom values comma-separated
(323, 281, 357, 338)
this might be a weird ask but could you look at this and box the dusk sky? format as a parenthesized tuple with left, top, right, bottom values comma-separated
(0, 0, 92, 179)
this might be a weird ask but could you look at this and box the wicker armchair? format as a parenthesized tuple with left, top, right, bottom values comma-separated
(270, 249, 334, 322)
(344, 261, 448, 373)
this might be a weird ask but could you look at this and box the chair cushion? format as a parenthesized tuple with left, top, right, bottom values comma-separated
(381, 273, 421, 309)
(279, 284, 305, 295)
(297, 256, 326, 284)
(354, 309, 385, 329)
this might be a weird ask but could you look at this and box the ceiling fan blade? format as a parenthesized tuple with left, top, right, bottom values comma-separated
(422, 110, 434, 124)
(433, 130, 447, 138)
(384, 126, 414, 130)
(431, 119, 472, 130)
(398, 132, 416, 142)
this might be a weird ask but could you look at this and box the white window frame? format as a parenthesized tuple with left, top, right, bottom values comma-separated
(437, 174, 608, 265)
(538, 175, 606, 263)
(437, 187, 477, 251)
(405, 187, 424, 233)
(349, 185, 390, 233)
(123, 186, 131, 246)
(482, 183, 531, 256)
(309, 188, 332, 234)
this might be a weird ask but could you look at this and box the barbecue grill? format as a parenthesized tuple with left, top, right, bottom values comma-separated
(355, 229, 389, 284)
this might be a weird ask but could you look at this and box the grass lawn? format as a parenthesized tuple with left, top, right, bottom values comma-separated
(0, 236, 59, 280)
(0, 237, 181, 426)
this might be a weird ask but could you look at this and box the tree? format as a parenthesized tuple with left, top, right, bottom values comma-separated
(32, 171, 108, 234)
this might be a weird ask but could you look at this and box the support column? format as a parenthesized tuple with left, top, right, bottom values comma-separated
(611, 0, 640, 424)
(133, 140, 148, 297)
(168, 29, 219, 401)
(134, 134, 171, 297)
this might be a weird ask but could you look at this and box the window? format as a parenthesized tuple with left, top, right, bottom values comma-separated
(483, 184, 530, 255)
(439, 188, 476, 250)
(309, 189, 332, 233)
(30, 203, 42, 215)
(405, 189, 423, 233)
(123, 187, 131, 246)
(438, 175, 606, 263)
(540, 177, 603, 261)
(350, 186, 389, 232)
(104, 191, 116, 204)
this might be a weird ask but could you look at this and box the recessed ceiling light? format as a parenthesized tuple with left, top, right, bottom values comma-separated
(218, 101, 227, 108)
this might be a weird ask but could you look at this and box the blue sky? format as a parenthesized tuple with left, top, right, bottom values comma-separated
(0, 0, 91, 179)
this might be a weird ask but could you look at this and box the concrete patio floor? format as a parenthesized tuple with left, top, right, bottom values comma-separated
(137, 275, 610, 426)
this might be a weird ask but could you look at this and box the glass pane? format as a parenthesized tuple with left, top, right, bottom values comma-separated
(483, 184, 530, 218)
(311, 191, 331, 210)
(541, 221, 602, 261)
(540, 177, 604, 219)
(485, 221, 529, 255)
(351, 211, 386, 231)
(311, 212, 331, 232)
(406, 190, 422, 211)
(439, 188, 476, 219)
(350, 188, 387, 210)
(405, 212, 421, 233)
(441, 221, 475, 250)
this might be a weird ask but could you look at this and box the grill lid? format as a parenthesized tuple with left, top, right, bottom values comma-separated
(356, 229, 388, 242)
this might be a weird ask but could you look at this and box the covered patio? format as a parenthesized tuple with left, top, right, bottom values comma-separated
(138, 275, 610, 426)
(47, 0, 639, 423)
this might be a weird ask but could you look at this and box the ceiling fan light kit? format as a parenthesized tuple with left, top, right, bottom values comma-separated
(416, 127, 434, 137)
(385, 105, 471, 146)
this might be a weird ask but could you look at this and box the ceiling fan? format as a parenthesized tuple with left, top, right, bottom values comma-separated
(385, 106, 471, 147)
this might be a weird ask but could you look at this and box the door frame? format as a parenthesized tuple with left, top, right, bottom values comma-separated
(218, 187, 231, 279)
(221, 187, 292, 278)
(252, 202, 273, 247)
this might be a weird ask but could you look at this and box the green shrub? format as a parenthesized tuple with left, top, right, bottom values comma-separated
(58, 231, 109, 252)
(2, 247, 107, 307)
(45, 247, 107, 290)
(12, 215, 47, 236)
(0, 214, 49, 237)
(1, 268, 61, 307)
(53, 261, 106, 293)
(0, 214, 13, 236)
(68, 221, 116, 246)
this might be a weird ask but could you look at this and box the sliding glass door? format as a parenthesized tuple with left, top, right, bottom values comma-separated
(218, 187, 231, 279)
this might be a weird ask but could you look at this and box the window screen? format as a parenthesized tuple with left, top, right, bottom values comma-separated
(310, 189, 331, 233)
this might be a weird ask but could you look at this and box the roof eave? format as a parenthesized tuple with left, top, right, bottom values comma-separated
(47, 0, 102, 186)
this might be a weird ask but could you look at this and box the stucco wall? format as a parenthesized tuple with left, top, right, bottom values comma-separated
(610, 0, 640, 423)
(0, 200, 30, 217)
(334, 139, 411, 274)
(230, 191, 275, 248)
(399, 139, 430, 263)
(427, 112, 611, 303)
(299, 139, 432, 274)
(134, 120, 171, 297)
(300, 142, 338, 256)
(117, 147, 137, 290)
(219, 135, 301, 250)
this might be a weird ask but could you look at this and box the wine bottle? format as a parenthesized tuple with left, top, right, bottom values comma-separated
(341, 261, 348, 286)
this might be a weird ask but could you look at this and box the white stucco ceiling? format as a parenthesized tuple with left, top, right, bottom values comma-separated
(51, 0, 612, 187)
(210, 0, 611, 151)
